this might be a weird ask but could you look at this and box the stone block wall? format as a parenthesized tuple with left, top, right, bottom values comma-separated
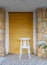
(36, 8, 47, 57)
(36, 8, 47, 43)
(0, 9, 5, 56)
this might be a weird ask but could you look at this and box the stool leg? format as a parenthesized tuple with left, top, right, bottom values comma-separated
(28, 48, 30, 59)
(19, 47, 22, 59)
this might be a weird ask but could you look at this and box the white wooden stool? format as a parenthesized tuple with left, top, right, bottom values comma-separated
(19, 38, 30, 59)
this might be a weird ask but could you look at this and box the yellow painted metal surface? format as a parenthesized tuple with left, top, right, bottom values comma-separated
(9, 12, 33, 54)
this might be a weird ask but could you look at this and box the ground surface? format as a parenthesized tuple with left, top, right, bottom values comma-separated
(0, 54, 47, 65)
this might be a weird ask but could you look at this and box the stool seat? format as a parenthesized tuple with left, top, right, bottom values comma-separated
(21, 45, 30, 48)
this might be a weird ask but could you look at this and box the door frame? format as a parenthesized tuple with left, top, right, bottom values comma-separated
(5, 11, 36, 54)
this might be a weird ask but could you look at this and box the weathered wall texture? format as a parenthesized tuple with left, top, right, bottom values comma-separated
(36, 8, 47, 43)
(36, 8, 47, 56)
(0, 8, 5, 56)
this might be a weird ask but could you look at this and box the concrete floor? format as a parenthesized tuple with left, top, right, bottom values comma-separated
(0, 54, 47, 65)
